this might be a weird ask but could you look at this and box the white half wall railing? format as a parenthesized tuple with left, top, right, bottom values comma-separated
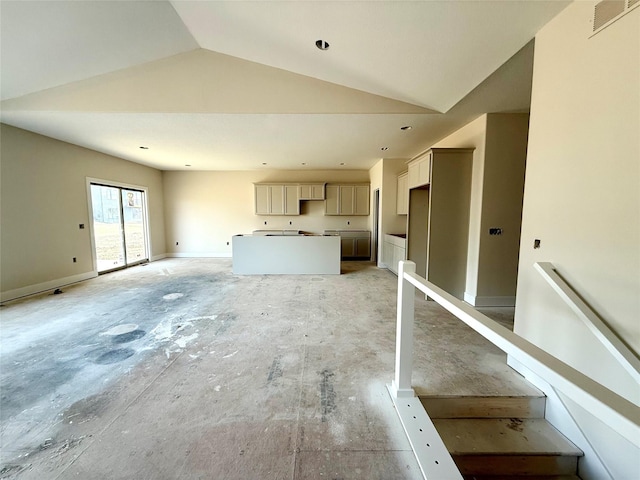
(388, 261, 640, 480)
(535, 262, 640, 383)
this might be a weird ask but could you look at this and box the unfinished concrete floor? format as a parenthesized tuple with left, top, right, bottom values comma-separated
(0, 259, 538, 479)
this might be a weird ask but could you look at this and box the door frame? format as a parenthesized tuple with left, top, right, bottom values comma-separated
(86, 177, 151, 274)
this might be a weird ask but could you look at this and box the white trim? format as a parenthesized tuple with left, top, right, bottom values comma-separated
(386, 385, 463, 480)
(535, 262, 640, 383)
(166, 253, 232, 258)
(508, 356, 613, 480)
(464, 292, 515, 306)
(1, 271, 97, 303)
(150, 253, 168, 262)
(398, 261, 639, 447)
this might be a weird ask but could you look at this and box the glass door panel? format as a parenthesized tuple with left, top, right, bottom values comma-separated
(91, 184, 126, 272)
(122, 189, 147, 265)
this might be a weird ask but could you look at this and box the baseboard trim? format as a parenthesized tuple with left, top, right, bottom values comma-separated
(150, 253, 167, 262)
(165, 253, 232, 258)
(463, 293, 515, 307)
(1, 271, 98, 303)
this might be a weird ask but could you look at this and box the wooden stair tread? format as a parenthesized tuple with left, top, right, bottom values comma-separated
(463, 476, 581, 480)
(421, 395, 546, 419)
(433, 418, 583, 456)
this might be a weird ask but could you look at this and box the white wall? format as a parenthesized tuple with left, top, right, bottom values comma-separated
(0, 124, 166, 301)
(162, 169, 371, 257)
(514, 2, 639, 478)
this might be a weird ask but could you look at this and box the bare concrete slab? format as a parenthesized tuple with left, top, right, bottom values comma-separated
(0, 259, 538, 479)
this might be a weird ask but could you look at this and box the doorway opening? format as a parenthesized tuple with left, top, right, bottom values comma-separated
(89, 183, 149, 273)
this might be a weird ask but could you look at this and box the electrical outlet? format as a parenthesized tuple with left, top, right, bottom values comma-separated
(73, 257, 77, 263)
(176, 242, 179, 246)
(489, 228, 503, 235)
(534, 239, 541, 249)
(79, 224, 85, 229)
(226, 241, 229, 246)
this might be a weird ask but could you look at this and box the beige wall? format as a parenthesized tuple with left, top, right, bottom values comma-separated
(431, 113, 528, 305)
(432, 115, 487, 298)
(0, 124, 166, 300)
(477, 114, 529, 300)
(162, 169, 371, 256)
(515, 2, 639, 478)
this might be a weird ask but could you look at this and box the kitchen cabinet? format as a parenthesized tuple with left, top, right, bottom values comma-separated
(408, 152, 432, 189)
(324, 184, 370, 216)
(406, 148, 473, 299)
(396, 172, 408, 215)
(298, 183, 325, 200)
(383, 234, 406, 275)
(325, 230, 371, 259)
(254, 184, 300, 215)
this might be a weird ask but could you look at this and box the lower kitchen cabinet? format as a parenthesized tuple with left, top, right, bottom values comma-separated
(325, 230, 371, 259)
(383, 234, 406, 275)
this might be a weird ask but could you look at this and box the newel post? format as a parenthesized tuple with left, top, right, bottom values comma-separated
(391, 260, 416, 398)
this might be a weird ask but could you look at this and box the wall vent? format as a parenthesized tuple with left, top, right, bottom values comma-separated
(592, 0, 639, 35)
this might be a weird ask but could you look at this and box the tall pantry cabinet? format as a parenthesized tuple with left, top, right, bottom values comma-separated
(406, 148, 473, 300)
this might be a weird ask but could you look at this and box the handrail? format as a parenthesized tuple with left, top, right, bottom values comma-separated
(535, 262, 640, 383)
(392, 260, 640, 448)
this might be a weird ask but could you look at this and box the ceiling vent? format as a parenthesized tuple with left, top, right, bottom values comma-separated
(591, 0, 639, 35)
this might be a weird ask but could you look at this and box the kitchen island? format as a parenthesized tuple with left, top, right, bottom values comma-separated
(232, 233, 340, 274)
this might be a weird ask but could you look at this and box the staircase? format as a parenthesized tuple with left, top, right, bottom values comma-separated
(420, 395, 583, 479)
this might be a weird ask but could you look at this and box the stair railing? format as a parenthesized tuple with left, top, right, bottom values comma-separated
(534, 262, 640, 383)
(389, 260, 639, 479)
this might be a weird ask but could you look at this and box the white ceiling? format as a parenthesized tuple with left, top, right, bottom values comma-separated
(0, 0, 570, 171)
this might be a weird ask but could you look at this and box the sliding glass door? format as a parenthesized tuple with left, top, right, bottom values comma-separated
(90, 184, 148, 273)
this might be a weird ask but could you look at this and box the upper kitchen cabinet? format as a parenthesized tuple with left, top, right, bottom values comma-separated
(325, 184, 370, 216)
(396, 172, 408, 215)
(298, 183, 326, 200)
(254, 184, 300, 215)
(408, 151, 431, 189)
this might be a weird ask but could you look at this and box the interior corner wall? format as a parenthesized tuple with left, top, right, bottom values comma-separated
(514, 2, 639, 478)
(476, 113, 529, 302)
(162, 169, 371, 257)
(0, 124, 166, 301)
(368, 160, 383, 263)
(432, 115, 487, 300)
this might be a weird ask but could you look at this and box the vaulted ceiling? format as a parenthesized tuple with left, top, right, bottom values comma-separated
(0, 1, 570, 170)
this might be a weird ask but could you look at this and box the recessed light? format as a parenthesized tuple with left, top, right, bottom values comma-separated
(139, 146, 149, 150)
(301, 162, 307, 165)
(400, 126, 413, 131)
(262, 162, 267, 165)
(185, 164, 191, 167)
(316, 39, 330, 50)
(381, 147, 389, 151)
(340, 162, 345, 166)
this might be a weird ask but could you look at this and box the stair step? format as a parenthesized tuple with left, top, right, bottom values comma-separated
(463, 476, 581, 480)
(421, 395, 546, 419)
(433, 418, 583, 476)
